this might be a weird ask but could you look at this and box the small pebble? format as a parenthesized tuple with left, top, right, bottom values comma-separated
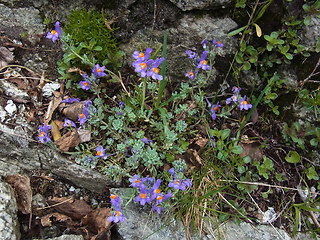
(4, 100, 17, 115)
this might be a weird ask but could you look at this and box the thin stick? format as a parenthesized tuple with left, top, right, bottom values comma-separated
(36, 197, 73, 210)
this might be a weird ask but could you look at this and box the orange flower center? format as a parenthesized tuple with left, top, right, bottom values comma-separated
(97, 67, 102, 72)
(65, 96, 69, 99)
(80, 113, 85, 119)
(39, 131, 45, 137)
(155, 189, 161, 194)
(134, 180, 140, 183)
(111, 194, 118, 199)
(214, 106, 219, 111)
(116, 211, 120, 217)
(189, 72, 194, 76)
(83, 82, 88, 87)
(51, 30, 57, 35)
(157, 196, 163, 200)
(139, 52, 144, 58)
(242, 101, 247, 105)
(218, 41, 221, 44)
(68, 122, 71, 126)
(140, 193, 146, 199)
(140, 63, 147, 69)
(97, 151, 101, 156)
(153, 68, 159, 74)
(202, 60, 207, 65)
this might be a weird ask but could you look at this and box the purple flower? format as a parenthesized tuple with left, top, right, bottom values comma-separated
(134, 184, 151, 206)
(232, 86, 241, 93)
(92, 64, 107, 78)
(79, 79, 91, 90)
(197, 51, 210, 70)
(63, 118, 77, 128)
(226, 94, 239, 105)
(141, 137, 152, 145)
(150, 179, 162, 200)
(206, 98, 221, 120)
(129, 174, 144, 188)
(78, 109, 89, 125)
(132, 48, 152, 61)
(119, 101, 125, 109)
(186, 50, 197, 59)
(61, 96, 80, 103)
(201, 39, 209, 48)
(142, 176, 154, 187)
(168, 168, 175, 177)
(107, 208, 125, 223)
(155, 190, 172, 205)
(133, 59, 154, 77)
(213, 39, 224, 48)
(96, 146, 106, 158)
(147, 57, 165, 81)
(38, 123, 52, 143)
(152, 204, 164, 214)
(168, 179, 182, 190)
(169, 179, 192, 191)
(239, 96, 252, 110)
(110, 194, 121, 208)
(46, 21, 61, 42)
(84, 100, 92, 108)
(185, 71, 195, 80)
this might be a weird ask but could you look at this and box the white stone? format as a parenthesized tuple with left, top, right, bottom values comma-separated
(4, 100, 17, 115)
(42, 82, 61, 97)
(0, 106, 7, 121)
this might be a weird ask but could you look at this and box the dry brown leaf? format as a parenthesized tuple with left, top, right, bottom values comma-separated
(41, 212, 72, 227)
(44, 91, 63, 124)
(0, 46, 14, 68)
(58, 101, 85, 122)
(9, 78, 28, 90)
(239, 142, 263, 161)
(51, 120, 62, 141)
(251, 108, 259, 125)
(192, 134, 208, 148)
(47, 197, 92, 220)
(82, 208, 112, 234)
(25, 109, 36, 123)
(53, 119, 64, 130)
(189, 149, 203, 166)
(5, 174, 32, 214)
(54, 128, 80, 152)
(92, 228, 111, 240)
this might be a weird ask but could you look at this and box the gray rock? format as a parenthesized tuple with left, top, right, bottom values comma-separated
(0, 4, 45, 44)
(0, 180, 21, 240)
(0, 105, 7, 121)
(0, 123, 119, 193)
(302, 16, 320, 49)
(120, 15, 237, 83)
(34, 235, 84, 240)
(23, 53, 49, 75)
(0, 80, 30, 100)
(168, 0, 232, 11)
(112, 188, 190, 240)
(42, 82, 61, 98)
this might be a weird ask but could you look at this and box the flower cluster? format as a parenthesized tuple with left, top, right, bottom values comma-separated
(107, 194, 125, 223)
(38, 123, 52, 143)
(61, 96, 80, 103)
(205, 98, 221, 121)
(185, 39, 223, 81)
(226, 86, 252, 110)
(132, 48, 165, 81)
(78, 100, 92, 125)
(168, 168, 192, 191)
(129, 175, 172, 214)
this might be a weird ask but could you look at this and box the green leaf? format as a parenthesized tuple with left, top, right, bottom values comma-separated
(227, 26, 246, 36)
(307, 166, 319, 180)
(181, 140, 190, 150)
(221, 129, 231, 140)
(310, 138, 318, 146)
(285, 151, 301, 163)
(94, 46, 103, 51)
(243, 61, 251, 71)
(238, 166, 246, 174)
(231, 145, 243, 154)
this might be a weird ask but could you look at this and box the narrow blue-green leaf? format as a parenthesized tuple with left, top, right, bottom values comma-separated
(156, 31, 168, 108)
(227, 26, 246, 36)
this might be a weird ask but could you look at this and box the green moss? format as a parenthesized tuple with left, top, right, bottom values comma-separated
(63, 8, 122, 71)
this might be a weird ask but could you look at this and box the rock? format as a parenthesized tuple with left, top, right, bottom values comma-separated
(0, 106, 7, 121)
(0, 4, 45, 44)
(302, 16, 320, 49)
(0, 80, 30, 100)
(4, 100, 17, 115)
(0, 180, 21, 240)
(23, 53, 49, 75)
(42, 82, 61, 98)
(0, 123, 119, 193)
(111, 188, 190, 240)
(168, 0, 232, 11)
(34, 234, 84, 240)
(120, 15, 238, 83)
